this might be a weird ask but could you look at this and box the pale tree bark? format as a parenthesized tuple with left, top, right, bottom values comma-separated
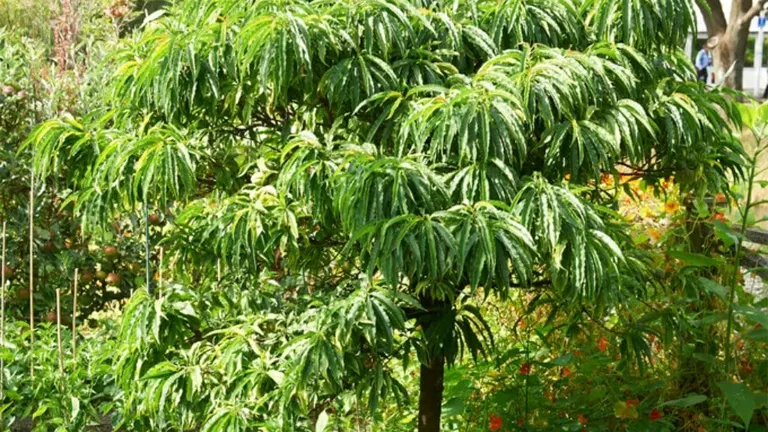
(696, 0, 767, 89)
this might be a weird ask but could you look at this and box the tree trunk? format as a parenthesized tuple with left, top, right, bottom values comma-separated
(713, 24, 751, 90)
(418, 356, 445, 432)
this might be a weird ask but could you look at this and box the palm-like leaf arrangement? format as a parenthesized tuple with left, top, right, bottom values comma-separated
(25, 0, 744, 429)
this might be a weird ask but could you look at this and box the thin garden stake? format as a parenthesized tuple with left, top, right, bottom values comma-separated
(159, 247, 164, 288)
(29, 176, 34, 379)
(55, 289, 63, 375)
(144, 206, 152, 295)
(1, 221, 7, 404)
(217, 258, 221, 283)
(72, 268, 78, 363)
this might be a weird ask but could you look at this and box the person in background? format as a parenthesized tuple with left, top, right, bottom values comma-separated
(695, 44, 711, 83)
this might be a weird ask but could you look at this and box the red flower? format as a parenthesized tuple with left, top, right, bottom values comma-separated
(713, 212, 727, 223)
(598, 337, 608, 352)
(649, 409, 662, 421)
(561, 366, 572, 378)
(519, 362, 532, 375)
(544, 390, 556, 402)
(626, 398, 639, 408)
(578, 413, 588, 425)
(741, 359, 753, 374)
(489, 414, 503, 431)
(573, 349, 583, 357)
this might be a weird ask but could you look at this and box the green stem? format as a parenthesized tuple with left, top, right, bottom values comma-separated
(721, 127, 760, 420)
(724, 157, 756, 377)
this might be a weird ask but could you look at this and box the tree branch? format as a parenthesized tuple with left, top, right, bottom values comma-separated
(731, 0, 751, 25)
(740, 0, 767, 26)
(696, 0, 728, 36)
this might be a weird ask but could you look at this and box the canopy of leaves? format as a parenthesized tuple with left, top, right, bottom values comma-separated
(23, 0, 747, 428)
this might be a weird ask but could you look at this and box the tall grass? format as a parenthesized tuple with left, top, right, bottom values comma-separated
(0, 0, 54, 43)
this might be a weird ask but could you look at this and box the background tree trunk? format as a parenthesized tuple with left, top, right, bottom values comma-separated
(418, 356, 445, 432)
(697, 0, 767, 90)
(713, 23, 751, 89)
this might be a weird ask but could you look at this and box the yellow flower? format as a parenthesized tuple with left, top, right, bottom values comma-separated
(641, 207, 655, 219)
(664, 200, 680, 213)
(648, 227, 662, 242)
(614, 401, 639, 420)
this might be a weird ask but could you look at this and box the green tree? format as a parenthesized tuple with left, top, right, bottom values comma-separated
(27, 0, 745, 430)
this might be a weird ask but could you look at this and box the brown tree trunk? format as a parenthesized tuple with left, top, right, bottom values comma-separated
(697, 0, 766, 90)
(418, 356, 445, 432)
(713, 24, 751, 90)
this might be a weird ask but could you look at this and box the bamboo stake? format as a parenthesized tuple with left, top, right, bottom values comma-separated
(55, 289, 63, 375)
(144, 207, 151, 295)
(159, 247, 164, 288)
(1, 221, 7, 406)
(217, 258, 221, 283)
(72, 268, 78, 363)
(28, 176, 34, 379)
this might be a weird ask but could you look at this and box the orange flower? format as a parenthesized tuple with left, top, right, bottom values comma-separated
(489, 414, 503, 431)
(578, 413, 588, 425)
(626, 398, 639, 408)
(648, 227, 662, 242)
(598, 337, 608, 352)
(600, 173, 614, 186)
(715, 193, 727, 203)
(649, 409, 663, 421)
(561, 366, 572, 378)
(519, 362, 532, 375)
(713, 212, 727, 223)
(664, 200, 680, 213)
(573, 349, 583, 357)
(564, 173, 571, 182)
